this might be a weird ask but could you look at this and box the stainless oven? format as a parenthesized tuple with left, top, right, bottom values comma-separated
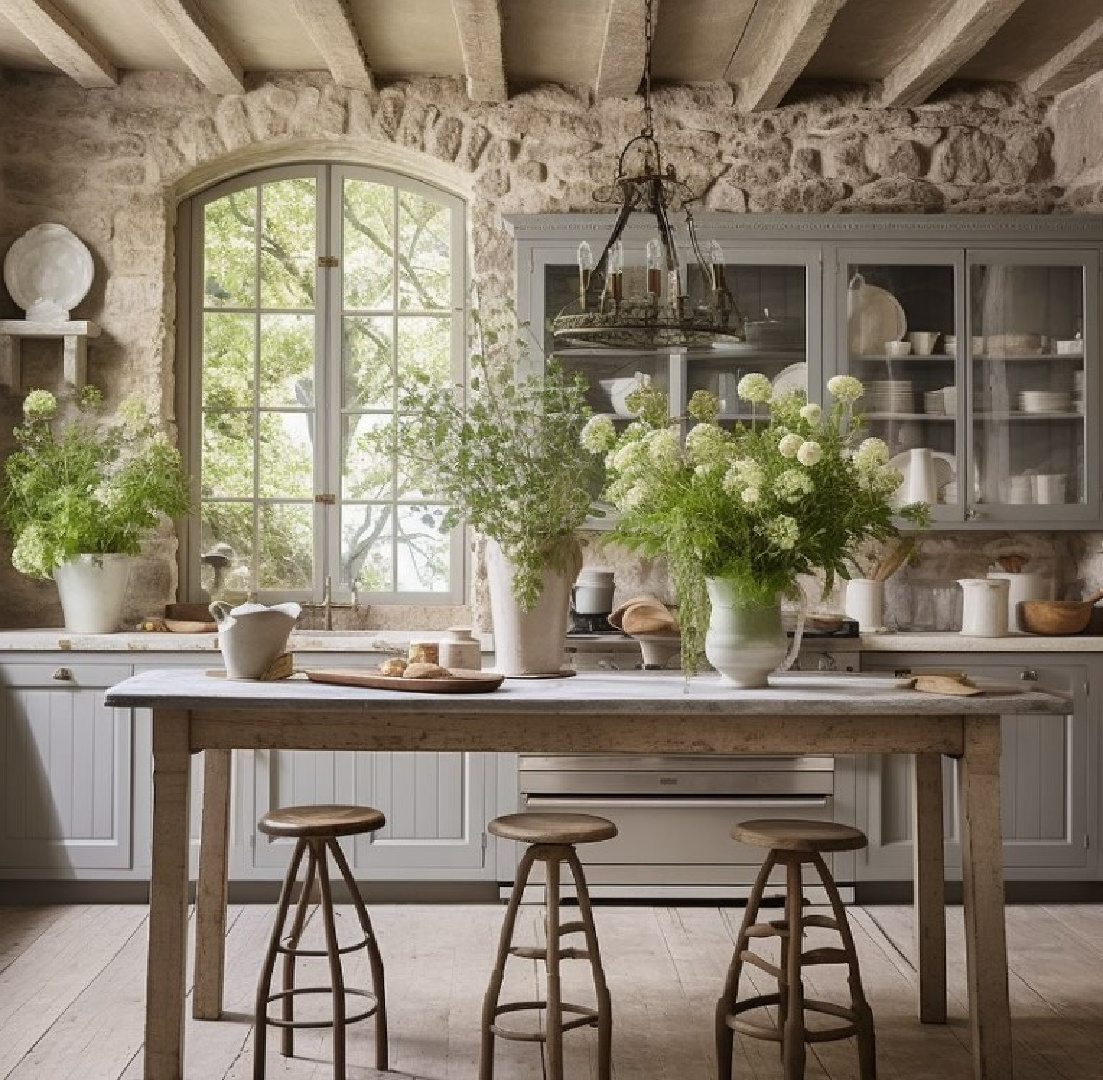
(502, 634, 860, 900)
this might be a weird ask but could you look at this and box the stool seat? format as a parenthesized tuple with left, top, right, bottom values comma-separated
(488, 811, 618, 845)
(259, 804, 386, 839)
(733, 818, 868, 854)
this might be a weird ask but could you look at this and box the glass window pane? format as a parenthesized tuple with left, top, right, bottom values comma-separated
(398, 190, 450, 311)
(259, 178, 316, 310)
(257, 503, 312, 589)
(259, 412, 313, 499)
(202, 313, 254, 408)
(344, 180, 394, 310)
(203, 189, 256, 308)
(397, 316, 452, 398)
(259, 313, 314, 407)
(200, 503, 254, 597)
(344, 315, 393, 409)
(396, 503, 450, 592)
(202, 411, 254, 498)
(342, 504, 393, 591)
(342, 414, 393, 501)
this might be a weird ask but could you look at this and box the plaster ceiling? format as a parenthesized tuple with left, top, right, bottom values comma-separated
(0, 0, 1098, 108)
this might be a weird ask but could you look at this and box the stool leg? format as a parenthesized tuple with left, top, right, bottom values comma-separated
(327, 837, 388, 1071)
(480, 845, 539, 1080)
(254, 837, 308, 1080)
(280, 841, 318, 1059)
(315, 839, 347, 1080)
(782, 856, 807, 1080)
(716, 850, 777, 1080)
(566, 848, 612, 1080)
(544, 850, 564, 1080)
(812, 853, 876, 1080)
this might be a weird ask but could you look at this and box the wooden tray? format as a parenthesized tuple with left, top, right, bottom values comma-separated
(305, 668, 505, 693)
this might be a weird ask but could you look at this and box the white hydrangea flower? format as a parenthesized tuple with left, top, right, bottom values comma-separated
(741, 486, 761, 506)
(854, 436, 890, 470)
(580, 415, 617, 453)
(622, 482, 649, 509)
(799, 402, 821, 422)
(23, 389, 57, 422)
(737, 372, 772, 404)
(796, 440, 823, 467)
(646, 427, 681, 468)
(684, 422, 726, 466)
(722, 465, 745, 496)
(827, 375, 864, 403)
(778, 432, 803, 459)
(765, 515, 799, 551)
(775, 468, 813, 503)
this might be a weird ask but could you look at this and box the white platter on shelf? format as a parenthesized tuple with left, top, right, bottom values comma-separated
(3, 224, 94, 322)
(847, 276, 907, 356)
(770, 361, 808, 397)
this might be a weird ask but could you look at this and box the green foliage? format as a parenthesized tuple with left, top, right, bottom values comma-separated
(397, 315, 601, 609)
(580, 377, 929, 670)
(2, 387, 191, 579)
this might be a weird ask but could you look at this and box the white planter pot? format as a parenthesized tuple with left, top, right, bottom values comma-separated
(53, 554, 131, 633)
(486, 537, 580, 676)
(704, 579, 788, 689)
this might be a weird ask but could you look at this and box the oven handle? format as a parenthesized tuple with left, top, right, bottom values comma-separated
(523, 796, 831, 810)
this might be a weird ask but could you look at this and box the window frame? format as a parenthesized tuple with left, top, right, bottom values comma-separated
(176, 161, 468, 606)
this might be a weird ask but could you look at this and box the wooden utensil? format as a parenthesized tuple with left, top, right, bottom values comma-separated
(996, 554, 1028, 573)
(1019, 588, 1103, 635)
(873, 537, 915, 582)
(305, 668, 505, 693)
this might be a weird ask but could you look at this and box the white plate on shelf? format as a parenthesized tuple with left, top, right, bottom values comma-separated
(847, 276, 907, 356)
(3, 223, 94, 322)
(770, 361, 807, 397)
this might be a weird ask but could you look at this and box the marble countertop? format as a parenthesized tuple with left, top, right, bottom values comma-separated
(858, 631, 1103, 652)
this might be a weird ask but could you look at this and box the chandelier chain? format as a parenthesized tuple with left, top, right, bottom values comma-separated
(642, 0, 655, 138)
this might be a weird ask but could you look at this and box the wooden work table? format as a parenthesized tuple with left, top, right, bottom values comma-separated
(103, 669, 1071, 1080)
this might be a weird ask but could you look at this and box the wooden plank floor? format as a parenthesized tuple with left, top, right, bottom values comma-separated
(2, 902, 1103, 1079)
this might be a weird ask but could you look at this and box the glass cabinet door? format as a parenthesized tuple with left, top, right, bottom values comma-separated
(967, 252, 1097, 522)
(835, 252, 963, 521)
(684, 254, 816, 425)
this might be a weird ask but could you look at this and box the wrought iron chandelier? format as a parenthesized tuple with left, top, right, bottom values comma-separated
(552, 0, 743, 350)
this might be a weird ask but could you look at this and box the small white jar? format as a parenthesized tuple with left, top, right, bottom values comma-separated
(439, 626, 481, 671)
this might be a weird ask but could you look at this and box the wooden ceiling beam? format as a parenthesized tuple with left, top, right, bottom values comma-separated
(133, 0, 243, 95)
(286, 0, 373, 92)
(881, 0, 1027, 108)
(1023, 14, 1103, 98)
(595, 0, 650, 101)
(730, 0, 848, 113)
(450, 0, 507, 102)
(3, 0, 116, 88)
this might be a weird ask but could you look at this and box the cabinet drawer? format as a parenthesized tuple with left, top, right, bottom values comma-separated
(0, 661, 132, 690)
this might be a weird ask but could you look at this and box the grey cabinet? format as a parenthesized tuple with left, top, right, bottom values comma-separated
(0, 659, 135, 875)
(856, 653, 1096, 882)
(507, 212, 1103, 530)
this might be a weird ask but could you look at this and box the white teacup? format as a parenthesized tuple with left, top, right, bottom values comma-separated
(885, 340, 912, 356)
(908, 331, 939, 356)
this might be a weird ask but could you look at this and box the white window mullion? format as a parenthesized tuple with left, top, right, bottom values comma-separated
(317, 163, 337, 601)
(252, 182, 263, 597)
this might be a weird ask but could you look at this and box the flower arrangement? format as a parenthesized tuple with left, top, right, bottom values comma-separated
(580, 373, 929, 668)
(397, 317, 602, 609)
(2, 386, 191, 579)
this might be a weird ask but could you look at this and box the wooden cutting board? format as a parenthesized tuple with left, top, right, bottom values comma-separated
(305, 668, 505, 694)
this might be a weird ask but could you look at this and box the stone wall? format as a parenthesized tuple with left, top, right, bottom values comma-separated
(0, 70, 1081, 628)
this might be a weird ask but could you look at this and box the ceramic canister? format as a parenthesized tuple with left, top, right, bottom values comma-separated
(439, 626, 481, 671)
(986, 571, 1050, 632)
(958, 578, 1010, 637)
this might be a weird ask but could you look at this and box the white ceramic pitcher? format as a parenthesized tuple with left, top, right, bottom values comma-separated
(210, 600, 300, 679)
(957, 578, 1009, 637)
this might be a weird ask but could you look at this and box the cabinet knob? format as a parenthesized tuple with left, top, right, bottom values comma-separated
(965, 508, 978, 521)
(52, 667, 73, 681)
(1020, 669, 1039, 682)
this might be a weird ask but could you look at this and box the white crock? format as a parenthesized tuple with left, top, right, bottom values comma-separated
(53, 554, 131, 633)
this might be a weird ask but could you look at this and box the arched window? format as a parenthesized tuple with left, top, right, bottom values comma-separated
(176, 163, 466, 606)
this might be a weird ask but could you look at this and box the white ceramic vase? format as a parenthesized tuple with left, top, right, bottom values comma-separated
(704, 578, 789, 689)
(53, 554, 131, 633)
(486, 537, 580, 676)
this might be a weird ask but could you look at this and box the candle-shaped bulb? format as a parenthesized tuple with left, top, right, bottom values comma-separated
(608, 240, 624, 275)
(577, 241, 594, 274)
(646, 238, 662, 296)
(708, 239, 726, 290)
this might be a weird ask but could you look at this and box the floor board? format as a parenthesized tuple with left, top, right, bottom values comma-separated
(1, 902, 1102, 1079)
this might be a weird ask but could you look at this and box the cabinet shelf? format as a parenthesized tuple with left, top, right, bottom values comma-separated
(863, 412, 955, 421)
(976, 412, 1084, 421)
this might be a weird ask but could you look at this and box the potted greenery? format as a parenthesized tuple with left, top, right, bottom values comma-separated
(581, 374, 929, 684)
(2, 386, 191, 632)
(398, 317, 601, 674)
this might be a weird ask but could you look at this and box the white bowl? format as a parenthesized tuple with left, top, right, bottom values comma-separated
(598, 376, 642, 415)
(885, 341, 912, 356)
(1056, 339, 1083, 355)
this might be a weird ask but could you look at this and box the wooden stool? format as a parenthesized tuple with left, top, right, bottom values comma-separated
(716, 819, 876, 1080)
(254, 805, 388, 1080)
(480, 812, 617, 1080)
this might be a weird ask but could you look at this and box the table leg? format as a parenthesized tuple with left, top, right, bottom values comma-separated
(194, 749, 232, 1020)
(145, 709, 193, 1080)
(959, 715, 1012, 1080)
(911, 752, 947, 1023)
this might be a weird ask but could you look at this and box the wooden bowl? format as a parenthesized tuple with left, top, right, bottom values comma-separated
(1019, 599, 1093, 635)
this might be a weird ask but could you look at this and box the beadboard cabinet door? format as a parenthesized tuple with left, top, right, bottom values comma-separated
(856, 654, 1096, 881)
(0, 660, 135, 873)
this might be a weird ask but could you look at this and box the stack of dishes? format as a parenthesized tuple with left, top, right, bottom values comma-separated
(1074, 371, 1085, 414)
(923, 390, 945, 415)
(865, 379, 914, 415)
(1018, 390, 1071, 414)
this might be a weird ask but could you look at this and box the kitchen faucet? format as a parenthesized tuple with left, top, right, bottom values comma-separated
(316, 575, 361, 631)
